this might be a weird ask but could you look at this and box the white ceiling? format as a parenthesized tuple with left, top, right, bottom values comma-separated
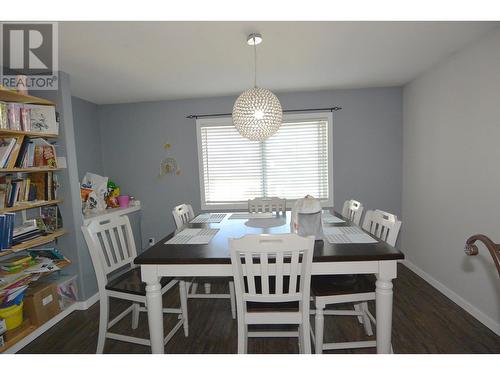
(59, 21, 498, 105)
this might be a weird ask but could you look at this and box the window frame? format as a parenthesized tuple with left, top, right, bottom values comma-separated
(196, 111, 334, 210)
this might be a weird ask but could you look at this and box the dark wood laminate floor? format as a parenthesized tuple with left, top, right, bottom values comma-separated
(19, 264, 500, 354)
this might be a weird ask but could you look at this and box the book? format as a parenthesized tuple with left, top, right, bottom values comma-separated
(0, 138, 17, 168)
(0, 254, 33, 267)
(7, 103, 21, 131)
(20, 106, 31, 132)
(0, 215, 5, 251)
(14, 136, 30, 168)
(5, 213, 15, 249)
(0, 135, 24, 169)
(13, 220, 38, 237)
(0, 103, 8, 129)
(0, 177, 5, 209)
(29, 172, 47, 200)
(29, 105, 58, 134)
(0, 213, 15, 250)
(12, 230, 43, 245)
(29, 138, 58, 168)
(23, 177, 31, 201)
(40, 205, 62, 233)
(0, 255, 36, 273)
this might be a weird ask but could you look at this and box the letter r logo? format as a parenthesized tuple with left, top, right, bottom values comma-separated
(2, 23, 54, 75)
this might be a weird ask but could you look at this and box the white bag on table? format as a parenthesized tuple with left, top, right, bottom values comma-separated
(290, 195, 324, 240)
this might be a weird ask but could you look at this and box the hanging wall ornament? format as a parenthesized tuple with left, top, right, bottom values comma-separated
(158, 143, 181, 177)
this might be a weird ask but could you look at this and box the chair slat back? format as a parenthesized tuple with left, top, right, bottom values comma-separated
(341, 199, 364, 225)
(248, 197, 286, 215)
(362, 209, 402, 247)
(230, 234, 314, 304)
(82, 215, 138, 290)
(172, 203, 194, 229)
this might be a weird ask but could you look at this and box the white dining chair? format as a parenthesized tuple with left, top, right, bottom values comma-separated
(82, 215, 188, 353)
(341, 199, 364, 225)
(172, 203, 236, 319)
(311, 209, 402, 353)
(172, 203, 195, 229)
(230, 233, 315, 354)
(248, 197, 286, 215)
(362, 209, 401, 248)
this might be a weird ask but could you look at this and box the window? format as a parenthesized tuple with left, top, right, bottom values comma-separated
(196, 112, 333, 209)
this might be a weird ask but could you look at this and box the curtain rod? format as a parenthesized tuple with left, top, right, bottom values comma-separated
(186, 106, 342, 119)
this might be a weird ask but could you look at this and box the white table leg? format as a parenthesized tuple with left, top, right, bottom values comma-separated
(142, 266, 165, 354)
(376, 261, 397, 354)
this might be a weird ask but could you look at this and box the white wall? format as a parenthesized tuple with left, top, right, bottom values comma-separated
(402, 27, 500, 334)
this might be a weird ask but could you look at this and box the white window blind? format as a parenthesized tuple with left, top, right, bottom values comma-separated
(197, 114, 332, 208)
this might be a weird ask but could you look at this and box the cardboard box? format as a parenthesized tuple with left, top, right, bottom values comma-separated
(23, 282, 60, 327)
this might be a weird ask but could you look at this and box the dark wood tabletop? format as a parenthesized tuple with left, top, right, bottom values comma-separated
(135, 211, 404, 265)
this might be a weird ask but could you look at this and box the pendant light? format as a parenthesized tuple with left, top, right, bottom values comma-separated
(232, 33, 283, 141)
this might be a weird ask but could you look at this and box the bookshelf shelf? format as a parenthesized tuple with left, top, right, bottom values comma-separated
(0, 87, 55, 106)
(0, 320, 37, 353)
(0, 249, 13, 258)
(0, 230, 67, 258)
(0, 167, 62, 173)
(0, 129, 58, 138)
(0, 199, 63, 214)
(10, 229, 67, 253)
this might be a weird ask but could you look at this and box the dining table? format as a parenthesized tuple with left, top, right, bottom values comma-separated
(134, 210, 405, 354)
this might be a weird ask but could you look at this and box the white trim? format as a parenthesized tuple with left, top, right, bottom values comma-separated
(196, 112, 334, 211)
(402, 259, 500, 336)
(3, 292, 100, 353)
(83, 205, 141, 225)
(75, 292, 99, 310)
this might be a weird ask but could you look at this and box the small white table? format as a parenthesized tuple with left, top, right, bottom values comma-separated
(136, 211, 403, 354)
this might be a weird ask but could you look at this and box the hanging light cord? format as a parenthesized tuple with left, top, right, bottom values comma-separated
(253, 36, 257, 88)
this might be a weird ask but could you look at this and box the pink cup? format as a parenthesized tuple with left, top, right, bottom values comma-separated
(117, 195, 130, 208)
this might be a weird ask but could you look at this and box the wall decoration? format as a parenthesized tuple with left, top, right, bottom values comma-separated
(158, 142, 181, 178)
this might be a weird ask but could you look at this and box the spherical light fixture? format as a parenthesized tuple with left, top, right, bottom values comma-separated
(232, 33, 283, 141)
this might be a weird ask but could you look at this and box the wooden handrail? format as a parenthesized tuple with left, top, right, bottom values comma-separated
(464, 234, 500, 278)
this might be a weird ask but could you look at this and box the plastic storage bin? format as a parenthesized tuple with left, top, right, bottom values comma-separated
(42, 274, 78, 310)
(55, 275, 78, 310)
(0, 302, 23, 330)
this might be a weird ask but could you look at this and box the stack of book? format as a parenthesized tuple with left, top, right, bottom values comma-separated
(0, 255, 35, 274)
(0, 136, 22, 169)
(12, 220, 43, 246)
(0, 213, 15, 251)
(0, 135, 57, 169)
(0, 172, 56, 209)
(0, 103, 58, 134)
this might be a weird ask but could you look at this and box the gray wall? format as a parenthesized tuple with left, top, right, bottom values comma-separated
(72, 96, 104, 179)
(71, 95, 143, 299)
(98, 87, 402, 247)
(402, 27, 500, 334)
(38, 73, 96, 300)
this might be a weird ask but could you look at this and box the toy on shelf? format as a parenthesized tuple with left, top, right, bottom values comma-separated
(105, 181, 120, 208)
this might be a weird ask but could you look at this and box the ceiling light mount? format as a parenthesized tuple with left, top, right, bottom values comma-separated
(247, 33, 263, 46)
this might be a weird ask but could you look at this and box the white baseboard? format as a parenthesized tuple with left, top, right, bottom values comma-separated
(402, 259, 500, 336)
(75, 292, 99, 310)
